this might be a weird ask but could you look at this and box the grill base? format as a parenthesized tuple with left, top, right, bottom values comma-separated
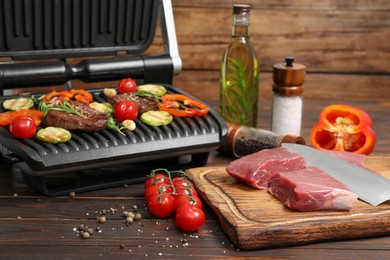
(0, 86, 227, 196)
(19, 152, 209, 196)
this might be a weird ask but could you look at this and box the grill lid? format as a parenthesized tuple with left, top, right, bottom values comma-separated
(0, 0, 182, 94)
(0, 0, 159, 59)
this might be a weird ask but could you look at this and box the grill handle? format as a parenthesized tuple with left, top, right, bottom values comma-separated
(0, 54, 173, 90)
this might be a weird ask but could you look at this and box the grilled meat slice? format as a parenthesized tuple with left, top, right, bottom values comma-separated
(43, 101, 108, 132)
(106, 92, 158, 114)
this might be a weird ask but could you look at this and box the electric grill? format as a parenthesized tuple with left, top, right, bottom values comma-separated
(0, 0, 227, 196)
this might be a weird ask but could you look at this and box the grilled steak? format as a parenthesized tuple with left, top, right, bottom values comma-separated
(226, 147, 307, 189)
(106, 92, 157, 114)
(268, 166, 358, 211)
(43, 101, 108, 132)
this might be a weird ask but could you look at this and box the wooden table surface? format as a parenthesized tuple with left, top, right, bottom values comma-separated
(1, 90, 389, 259)
(1, 0, 389, 258)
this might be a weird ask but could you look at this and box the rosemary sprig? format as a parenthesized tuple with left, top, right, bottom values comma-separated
(107, 116, 126, 136)
(136, 90, 161, 103)
(220, 57, 258, 124)
(37, 98, 82, 117)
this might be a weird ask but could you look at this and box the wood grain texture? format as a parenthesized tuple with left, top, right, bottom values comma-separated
(168, 2, 390, 74)
(9, 0, 390, 105)
(1, 1, 390, 258)
(172, 70, 390, 101)
(187, 156, 390, 250)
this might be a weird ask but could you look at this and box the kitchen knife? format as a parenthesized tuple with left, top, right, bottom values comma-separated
(282, 143, 390, 206)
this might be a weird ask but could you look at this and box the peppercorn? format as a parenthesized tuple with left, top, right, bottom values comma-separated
(81, 232, 90, 239)
(97, 216, 106, 224)
(126, 211, 135, 218)
(134, 213, 142, 221)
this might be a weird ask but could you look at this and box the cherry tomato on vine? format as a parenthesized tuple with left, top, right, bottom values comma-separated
(175, 204, 205, 232)
(145, 173, 170, 189)
(118, 78, 137, 94)
(172, 177, 194, 189)
(174, 195, 202, 210)
(147, 193, 175, 218)
(144, 185, 173, 201)
(9, 116, 37, 139)
(174, 186, 198, 198)
(114, 100, 138, 122)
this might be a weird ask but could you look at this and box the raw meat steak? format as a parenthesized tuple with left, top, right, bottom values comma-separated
(226, 147, 306, 189)
(268, 166, 358, 211)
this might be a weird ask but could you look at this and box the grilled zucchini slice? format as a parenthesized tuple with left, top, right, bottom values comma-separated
(3, 97, 34, 111)
(89, 102, 114, 114)
(137, 84, 167, 97)
(36, 127, 71, 144)
(141, 110, 173, 126)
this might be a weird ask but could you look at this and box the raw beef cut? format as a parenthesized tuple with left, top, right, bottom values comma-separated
(226, 147, 307, 189)
(268, 166, 358, 211)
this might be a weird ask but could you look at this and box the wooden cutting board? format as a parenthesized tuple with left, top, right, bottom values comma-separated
(186, 156, 390, 250)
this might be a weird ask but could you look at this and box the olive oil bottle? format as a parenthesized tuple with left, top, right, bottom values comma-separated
(220, 4, 259, 127)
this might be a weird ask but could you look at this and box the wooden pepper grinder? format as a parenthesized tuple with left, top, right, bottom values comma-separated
(271, 57, 306, 136)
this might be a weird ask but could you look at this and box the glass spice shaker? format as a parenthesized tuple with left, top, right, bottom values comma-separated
(271, 57, 306, 136)
(218, 122, 306, 158)
(219, 4, 260, 127)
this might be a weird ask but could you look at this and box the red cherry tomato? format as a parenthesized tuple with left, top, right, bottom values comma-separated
(114, 100, 138, 122)
(147, 193, 175, 218)
(144, 185, 173, 201)
(175, 205, 205, 232)
(145, 173, 170, 189)
(9, 116, 37, 139)
(172, 177, 193, 189)
(174, 186, 198, 198)
(174, 195, 202, 210)
(118, 78, 137, 94)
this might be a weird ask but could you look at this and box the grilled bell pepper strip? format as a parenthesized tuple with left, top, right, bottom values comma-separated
(0, 109, 44, 126)
(70, 89, 93, 103)
(310, 104, 376, 155)
(42, 89, 93, 104)
(157, 94, 209, 117)
(42, 90, 74, 102)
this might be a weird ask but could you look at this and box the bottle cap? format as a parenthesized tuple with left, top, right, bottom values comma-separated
(273, 57, 306, 96)
(233, 4, 251, 15)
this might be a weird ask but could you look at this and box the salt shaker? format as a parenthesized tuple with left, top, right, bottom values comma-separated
(271, 57, 306, 136)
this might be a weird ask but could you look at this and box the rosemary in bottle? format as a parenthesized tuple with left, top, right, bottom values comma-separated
(219, 4, 259, 127)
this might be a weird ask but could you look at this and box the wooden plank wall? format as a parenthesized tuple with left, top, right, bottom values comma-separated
(167, 0, 390, 102)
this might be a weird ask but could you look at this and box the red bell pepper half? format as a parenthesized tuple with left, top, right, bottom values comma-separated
(310, 104, 376, 155)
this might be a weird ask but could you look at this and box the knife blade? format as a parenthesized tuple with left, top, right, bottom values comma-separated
(282, 143, 390, 206)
